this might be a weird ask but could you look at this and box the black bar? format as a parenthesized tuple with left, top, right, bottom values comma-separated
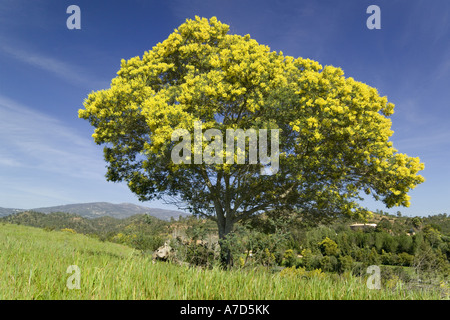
(0, 300, 447, 318)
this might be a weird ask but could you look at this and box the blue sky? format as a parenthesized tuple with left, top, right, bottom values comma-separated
(0, 0, 449, 217)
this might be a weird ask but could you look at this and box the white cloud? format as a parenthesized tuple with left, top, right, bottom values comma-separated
(0, 94, 105, 179)
(0, 94, 123, 207)
(0, 44, 108, 89)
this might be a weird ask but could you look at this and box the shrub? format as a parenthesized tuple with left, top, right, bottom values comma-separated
(308, 268, 326, 279)
(279, 266, 307, 278)
(398, 252, 414, 266)
(132, 234, 165, 252)
(320, 255, 338, 272)
(257, 248, 276, 267)
(61, 228, 76, 234)
(185, 242, 216, 268)
(299, 248, 322, 270)
(318, 237, 339, 256)
(282, 249, 297, 267)
(397, 234, 413, 254)
(169, 237, 218, 268)
(338, 255, 354, 273)
(383, 234, 398, 253)
(368, 247, 380, 265)
(381, 250, 393, 265)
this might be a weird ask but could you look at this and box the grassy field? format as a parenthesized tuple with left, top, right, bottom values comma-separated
(0, 223, 445, 300)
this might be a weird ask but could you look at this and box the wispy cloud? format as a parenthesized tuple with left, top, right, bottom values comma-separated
(0, 94, 105, 179)
(0, 94, 117, 207)
(0, 43, 108, 89)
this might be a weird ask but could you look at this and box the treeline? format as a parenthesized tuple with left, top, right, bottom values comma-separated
(285, 218, 449, 278)
(167, 212, 450, 284)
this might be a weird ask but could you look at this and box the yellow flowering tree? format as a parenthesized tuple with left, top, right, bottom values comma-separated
(79, 16, 424, 265)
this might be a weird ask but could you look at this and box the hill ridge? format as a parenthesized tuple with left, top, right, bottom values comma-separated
(0, 201, 188, 221)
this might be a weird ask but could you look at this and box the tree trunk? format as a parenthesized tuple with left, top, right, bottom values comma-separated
(199, 168, 235, 268)
(217, 214, 235, 268)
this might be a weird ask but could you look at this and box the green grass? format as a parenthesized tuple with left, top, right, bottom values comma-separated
(0, 223, 445, 299)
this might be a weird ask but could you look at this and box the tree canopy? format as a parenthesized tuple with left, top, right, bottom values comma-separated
(79, 16, 425, 250)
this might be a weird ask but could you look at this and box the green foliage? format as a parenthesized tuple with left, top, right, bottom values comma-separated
(338, 255, 354, 272)
(422, 213, 450, 235)
(411, 217, 422, 229)
(377, 218, 392, 231)
(175, 240, 217, 268)
(318, 237, 339, 256)
(398, 252, 414, 266)
(423, 225, 442, 247)
(2, 207, 449, 292)
(4, 222, 445, 299)
(289, 213, 450, 282)
(0, 211, 170, 253)
(368, 247, 380, 265)
(320, 256, 338, 272)
(282, 249, 297, 268)
(397, 234, 413, 254)
(298, 248, 322, 270)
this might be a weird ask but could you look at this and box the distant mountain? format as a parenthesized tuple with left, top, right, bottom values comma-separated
(0, 202, 189, 221)
(0, 207, 23, 217)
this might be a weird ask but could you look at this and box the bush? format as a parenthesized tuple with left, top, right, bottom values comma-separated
(133, 234, 165, 252)
(398, 252, 414, 266)
(61, 228, 76, 234)
(279, 266, 326, 280)
(320, 255, 338, 272)
(397, 234, 413, 254)
(282, 249, 297, 267)
(338, 255, 354, 273)
(185, 242, 216, 268)
(307, 268, 326, 279)
(368, 247, 380, 265)
(381, 250, 393, 265)
(279, 266, 307, 278)
(299, 248, 322, 270)
(381, 266, 413, 285)
(258, 248, 276, 267)
(318, 237, 339, 256)
(382, 234, 398, 253)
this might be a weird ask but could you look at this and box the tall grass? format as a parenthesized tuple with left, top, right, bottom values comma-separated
(0, 223, 444, 299)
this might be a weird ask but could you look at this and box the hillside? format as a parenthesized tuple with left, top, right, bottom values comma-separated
(0, 207, 23, 216)
(0, 211, 148, 234)
(0, 202, 188, 220)
(0, 223, 443, 300)
(0, 223, 137, 299)
(0, 211, 170, 252)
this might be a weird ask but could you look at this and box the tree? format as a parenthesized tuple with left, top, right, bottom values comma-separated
(423, 225, 442, 248)
(411, 217, 422, 229)
(79, 16, 425, 266)
(318, 237, 339, 256)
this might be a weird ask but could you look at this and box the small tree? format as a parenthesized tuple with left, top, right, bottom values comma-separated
(411, 217, 422, 229)
(338, 255, 354, 273)
(368, 247, 380, 265)
(318, 237, 339, 256)
(282, 249, 297, 267)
